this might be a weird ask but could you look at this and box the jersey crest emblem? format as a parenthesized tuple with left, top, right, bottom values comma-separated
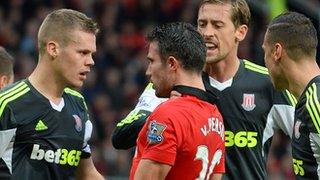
(241, 93, 256, 111)
(147, 120, 166, 144)
(73, 115, 82, 132)
(294, 120, 302, 139)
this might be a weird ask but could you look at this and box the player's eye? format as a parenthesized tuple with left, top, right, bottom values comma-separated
(79, 51, 89, 56)
(198, 21, 207, 28)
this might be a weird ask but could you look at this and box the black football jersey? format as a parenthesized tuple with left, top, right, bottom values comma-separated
(203, 60, 295, 180)
(292, 75, 320, 180)
(0, 79, 93, 180)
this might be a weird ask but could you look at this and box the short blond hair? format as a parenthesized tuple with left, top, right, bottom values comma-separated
(0, 46, 14, 77)
(38, 9, 99, 56)
(199, 0, 251, 28)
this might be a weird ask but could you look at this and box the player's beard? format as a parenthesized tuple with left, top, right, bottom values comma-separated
(154, 80, 173, 98)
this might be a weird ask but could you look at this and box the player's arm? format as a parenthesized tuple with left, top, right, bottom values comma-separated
(134, 159, 171, 180)
(75, 130, 104, 180)
(112, 83, 166, 149)
(0, 107, 16, 158)
(210, 141, 225, 180)
(75, 110, 104, 179)
(132, 105, 178, 179)
(0, 131, 14, 158)
(269, 90, 296, 137)
(305, 88, 320, 166)
(75, 157, 104, 180)
(112, 109, 151, 149)
(64, 89, 104, 179)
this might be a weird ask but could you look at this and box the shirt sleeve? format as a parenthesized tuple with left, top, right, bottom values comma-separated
(141, 107, 178, 166)
(300, 84, 320, 170)
(81, 119, 92, 158)
(309, 133, 320, 168)
(271, 90, 296, 137)
(0, 107, 17, 158)
(212, 109, 225, 174)
(112, 83, 167, 149)
(305, 86, 320, 135)
(213, 142, 225, 174)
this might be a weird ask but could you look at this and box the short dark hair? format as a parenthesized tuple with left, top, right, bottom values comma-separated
(0, 47, 14, 77)
(199, 0, 251, 27)
(266, 12, 318, 60)
(147, 22, 206, 73)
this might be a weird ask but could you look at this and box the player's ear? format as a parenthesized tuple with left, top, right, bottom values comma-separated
(273, 43, 283, 62)
(235, 24, 248, 42)
(0, 75, 8, 89)
(46, 41, 60, 59)
(167, 56, 179, 71)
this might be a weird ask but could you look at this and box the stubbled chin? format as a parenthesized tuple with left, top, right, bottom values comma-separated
(207, 49, 218, 57)
(206, 54, 218, 63)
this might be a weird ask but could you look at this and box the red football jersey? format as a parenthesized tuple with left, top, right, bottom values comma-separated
(130, 94, 225, 180)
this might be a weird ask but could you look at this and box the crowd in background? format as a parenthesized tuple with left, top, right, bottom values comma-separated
(0, 0, 319, 179)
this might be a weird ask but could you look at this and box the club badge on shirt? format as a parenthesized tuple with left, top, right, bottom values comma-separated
(242, 93, 256, 111)
(147, 120, 166, 144)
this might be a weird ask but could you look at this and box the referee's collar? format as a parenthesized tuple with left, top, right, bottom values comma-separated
(172, 85, 218, 104)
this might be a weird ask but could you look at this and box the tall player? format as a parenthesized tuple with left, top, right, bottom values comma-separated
(113, 0, 295, 179)
(0, 9, 104, 180)
(263, 11, 319, 179)
(130, 22, 225, 180)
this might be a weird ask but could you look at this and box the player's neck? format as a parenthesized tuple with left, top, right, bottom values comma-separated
(287, 59, 320, 99)
(205, 56, 240, 83)
(28, 61, 64, 103)
(176, 71, 205, 91)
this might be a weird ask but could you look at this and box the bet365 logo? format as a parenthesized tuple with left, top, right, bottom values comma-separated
(30, 144, 81, 166)
(225, 131, 258, 147)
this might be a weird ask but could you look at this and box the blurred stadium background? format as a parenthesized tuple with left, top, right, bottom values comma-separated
(0, 0, 319, 179)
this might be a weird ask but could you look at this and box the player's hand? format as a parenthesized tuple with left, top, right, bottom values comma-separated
(170, 90, 181, 99)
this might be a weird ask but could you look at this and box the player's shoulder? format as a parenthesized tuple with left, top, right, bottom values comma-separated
(242, 59, 269, 76)
(0, 79, 30, 94)
(152, 98, 180, 114)
(0, 80, 31, 114)
(64, 87, 88, 110)
(274, 90, 297, 107)
(64, 87, 85, 99)
(153, 97, 192, 115)
(308, 76, 320, 92)
(302, 77, 320, 134)
(240, 59, 275, 90)
(148, 99, 185, 127)
(303, 77, 320, 103)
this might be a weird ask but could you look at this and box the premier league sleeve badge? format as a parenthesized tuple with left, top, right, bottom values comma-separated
(147, 120, 167, 144)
